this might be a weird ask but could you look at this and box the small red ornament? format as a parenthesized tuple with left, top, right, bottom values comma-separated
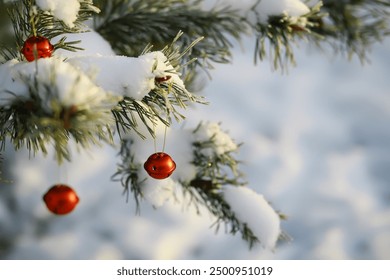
(43, 184, 79, 215)
(155, 75, 172, 83)
(21, 36, 54, 62)
(144, 152, 176, 179)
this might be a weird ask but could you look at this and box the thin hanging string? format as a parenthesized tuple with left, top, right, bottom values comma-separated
(162, 117, 168, 153)
(57, 161, 68, 184)
(152, 82, 171, 153)
(56, 164, 61, 183)
(162, 82, 173, 153)
(152, 112, 168, 153)
(30, 9, 37, 37)
(63, 163, 68, 184)
(153, 120, 157, 153)
(29, 8, 39, 63)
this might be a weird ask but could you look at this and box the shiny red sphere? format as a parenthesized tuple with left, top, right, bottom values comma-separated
(21, 36, 54, 62)
(43, 184, 79, 215)
(144, 152, 176, 179)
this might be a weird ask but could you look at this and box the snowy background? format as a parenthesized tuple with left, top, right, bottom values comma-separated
(1, 1, 390, 260)
(192, 36, 390, 259)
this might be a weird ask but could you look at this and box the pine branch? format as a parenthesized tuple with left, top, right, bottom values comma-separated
(113, 32, 206, 140)
(93, 0, 246, 73)
(252, 2, 326, 71)
(112, 98, 158, 139)
(93, 0, 327, 72)
(318, 0, 390, 61)
(113, 118, 284, 248)
(94, 0, 389, 71)
(115, 121, 263, 247)
(111, 139, 145, 214)
(179, 123, 263, 248)
(0, 61, 118, 164)
(1, 28, 204, 164)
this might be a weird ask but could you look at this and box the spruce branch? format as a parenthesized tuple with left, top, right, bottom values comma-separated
(112, 121, 282, 248)
(177, 123, 263, 248)
(113, 32, 206, 140)
(0, 61, 118, 164)
(112, 98, 158, 139)
(252, 0, 390, 68)
(112, 138, 145, 214)
(93, 0, 390, 71)
(94, 0, 246, 73)
(112, 125, 259, 247)
(252, 2, 326, 71)
(318, 0, 390, 62)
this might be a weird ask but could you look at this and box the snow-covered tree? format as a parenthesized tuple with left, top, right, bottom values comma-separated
(0, 0, 388, 259)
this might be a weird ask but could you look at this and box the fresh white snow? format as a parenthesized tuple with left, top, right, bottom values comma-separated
(36, 0, 81, 28)
(222, 185, 281, 249)
(0, 58, 117, 111)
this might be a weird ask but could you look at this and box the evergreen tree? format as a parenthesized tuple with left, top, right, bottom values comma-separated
(0, 0, 388, 258)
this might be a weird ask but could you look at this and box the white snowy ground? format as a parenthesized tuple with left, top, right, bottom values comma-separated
(1, 33, 390, 259)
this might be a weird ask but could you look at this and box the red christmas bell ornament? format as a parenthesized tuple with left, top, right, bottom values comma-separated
(144, 152, 176, 179)
(21, 36, 54, 62)
(43, 184, 79, 215)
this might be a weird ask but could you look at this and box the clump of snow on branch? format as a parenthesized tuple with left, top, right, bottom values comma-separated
(54, 31, 187, 100)
(67, 51, 184, 100)
(255, 0, 310, 22)
(67, 55, 155, 99)
(0, 60, 27, 106)
(222, 185, 281, 249)
(36, 0, 81, 28)
(152, 51, 186, 89)
(194, 122, 238, 156)
(0, 58, 117, 112)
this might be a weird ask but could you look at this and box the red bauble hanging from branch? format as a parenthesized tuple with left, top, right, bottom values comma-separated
(144, 152, 176, 179)
(43, 184, 80, 215)
(21, 36, 54, 62)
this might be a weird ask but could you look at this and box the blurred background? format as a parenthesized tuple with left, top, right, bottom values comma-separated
(0, 1, 390, 259)
(189, 36, 390, 259)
